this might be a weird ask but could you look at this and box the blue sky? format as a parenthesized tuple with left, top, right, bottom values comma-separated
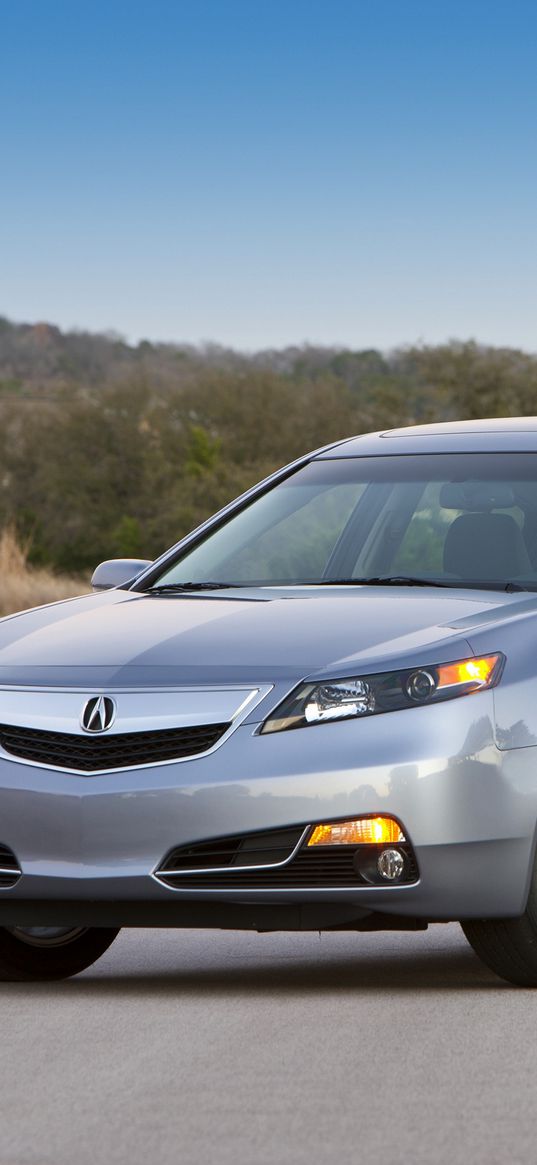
(1, 0, 537, 350)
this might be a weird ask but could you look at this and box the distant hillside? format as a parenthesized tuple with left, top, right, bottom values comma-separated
(1, 314, 537, 573)
(0, 314, 408, 398)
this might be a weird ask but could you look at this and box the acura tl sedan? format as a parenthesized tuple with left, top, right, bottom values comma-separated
(2, 417, 537, 985)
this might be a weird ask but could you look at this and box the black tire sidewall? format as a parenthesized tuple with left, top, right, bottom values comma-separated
(0, 926, 120, 981)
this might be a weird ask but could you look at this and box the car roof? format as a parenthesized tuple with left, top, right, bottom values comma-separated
(316, 417, 537, 457)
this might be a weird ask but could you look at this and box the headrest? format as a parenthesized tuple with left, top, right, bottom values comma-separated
(443, 511, 530, 578)
(439, 482, 515, 511)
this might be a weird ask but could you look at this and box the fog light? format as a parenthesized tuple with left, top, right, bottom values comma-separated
(377, 848, 405, 881)
(308, 817, 405, 846)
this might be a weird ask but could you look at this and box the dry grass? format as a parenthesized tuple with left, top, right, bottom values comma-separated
(0, 528, 88, 617)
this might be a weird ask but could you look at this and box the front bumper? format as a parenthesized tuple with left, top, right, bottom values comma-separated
(0, 691, 535, 925)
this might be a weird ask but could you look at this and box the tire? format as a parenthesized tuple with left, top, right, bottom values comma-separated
(0, 926, 120, 981)
(461, 865, 537, 986)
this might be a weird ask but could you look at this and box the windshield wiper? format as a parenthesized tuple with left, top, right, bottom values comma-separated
(321, 577, 535, 592)
(147, 577, 534, 595)
(146, 582, 244, 593)
(147, 577, 449, 592)
(319, 576, 451, 588)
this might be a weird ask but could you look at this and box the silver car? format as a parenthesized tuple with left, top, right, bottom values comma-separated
(2, 416, 537, 985)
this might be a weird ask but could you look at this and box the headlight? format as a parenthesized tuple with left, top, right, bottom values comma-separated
(260, 653, 504, 733)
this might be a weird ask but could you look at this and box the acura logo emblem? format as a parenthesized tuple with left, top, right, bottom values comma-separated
(81, 695, 116, 734)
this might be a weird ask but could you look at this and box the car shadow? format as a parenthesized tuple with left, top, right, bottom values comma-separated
(1, 943, 512, 995)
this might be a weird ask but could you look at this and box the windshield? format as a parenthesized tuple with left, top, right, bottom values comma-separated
(146, 453, 537, 590)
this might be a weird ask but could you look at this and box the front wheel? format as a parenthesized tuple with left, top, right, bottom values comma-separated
(0, 926, 120, 981)
(462, 866, 537, 986)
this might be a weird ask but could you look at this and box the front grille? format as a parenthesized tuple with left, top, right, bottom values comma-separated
(156, 827, 419, 889)
(0, 722, 230, 772)
(0, 843, 21, 888)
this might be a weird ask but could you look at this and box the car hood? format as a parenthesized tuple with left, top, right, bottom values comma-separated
(0, 585, 533, 689)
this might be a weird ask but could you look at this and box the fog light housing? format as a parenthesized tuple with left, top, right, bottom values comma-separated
(377, 848, 405, 881)
(308, 817, 405, 846)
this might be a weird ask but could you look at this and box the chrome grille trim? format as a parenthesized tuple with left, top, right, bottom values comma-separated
(0, 684, 273, 774)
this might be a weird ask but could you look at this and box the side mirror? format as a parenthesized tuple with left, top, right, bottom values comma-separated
(91, 559, 152, 591)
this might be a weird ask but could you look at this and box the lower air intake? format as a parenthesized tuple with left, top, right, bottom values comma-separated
(158, 827, 305, 875)
(155, 825, 419, 889)
(0, 844, 22, 888)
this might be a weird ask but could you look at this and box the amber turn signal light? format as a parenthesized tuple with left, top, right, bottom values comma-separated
(436, 654, 501, 691)
(307, 816, 405, 846)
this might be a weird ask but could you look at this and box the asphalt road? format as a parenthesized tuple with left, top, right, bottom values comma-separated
(1, 923, 535, 1165)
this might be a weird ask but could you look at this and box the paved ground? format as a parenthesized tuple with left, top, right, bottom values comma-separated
(1, 924, 535, 1165)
